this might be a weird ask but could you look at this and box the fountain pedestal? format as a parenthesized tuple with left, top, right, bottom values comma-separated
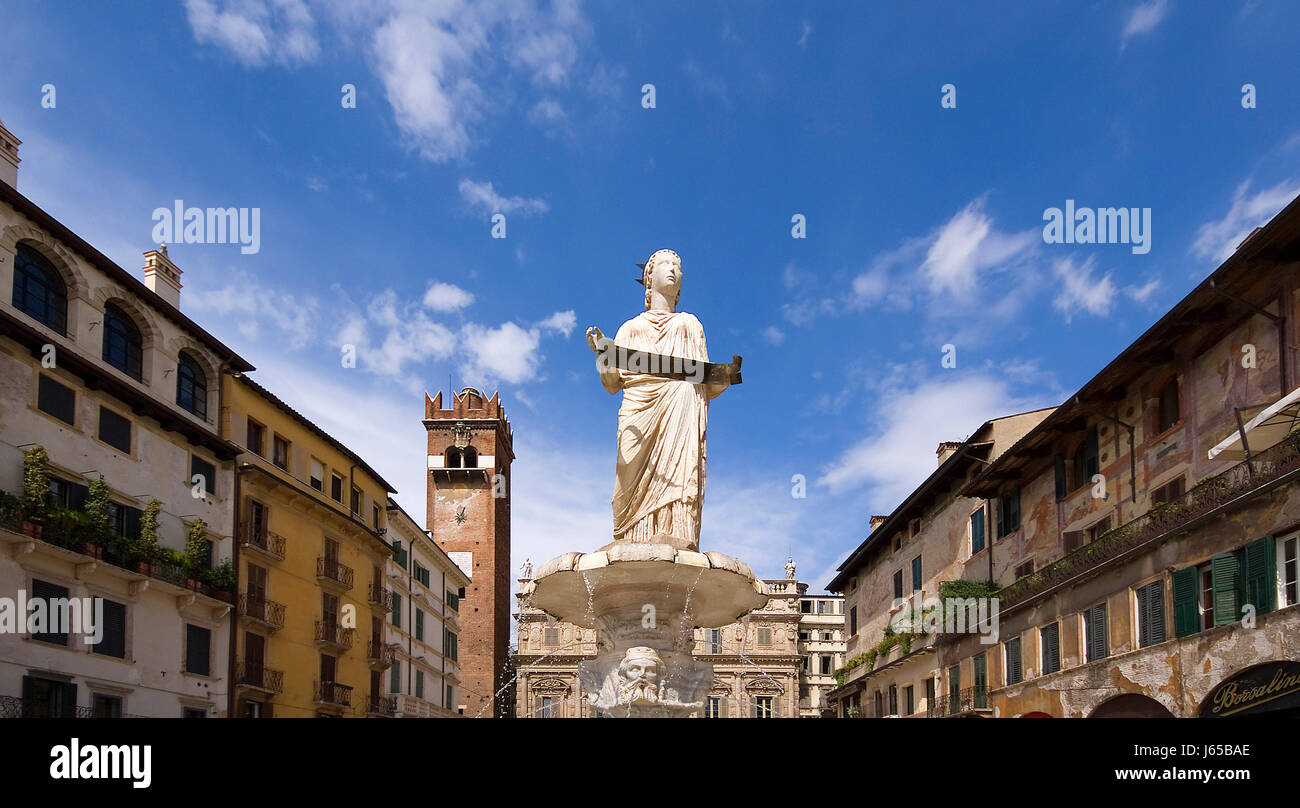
(525, 542, 768, 718)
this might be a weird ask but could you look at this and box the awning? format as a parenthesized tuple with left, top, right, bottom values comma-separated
(1207, 385, 1300, 461)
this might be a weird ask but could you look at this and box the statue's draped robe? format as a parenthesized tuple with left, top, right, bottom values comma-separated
(612, 310, 709, 547)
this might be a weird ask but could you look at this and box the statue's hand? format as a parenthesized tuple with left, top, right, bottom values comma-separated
(585, 326, 606, 354)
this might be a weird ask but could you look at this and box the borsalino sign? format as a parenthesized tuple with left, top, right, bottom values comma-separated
(1199, 661, 1300, 717)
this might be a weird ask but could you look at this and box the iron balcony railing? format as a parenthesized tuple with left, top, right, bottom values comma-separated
(0, 694, 146, 718)
(928, 686, 990, 717)
(366, 639, 396, 668)
(997, 430, 1300, 610)
(369, 581, 390, 609)
(367, 693, 397, 717)
(314, 620, 356, 651)
(234, 663, 284, 694)
(314, 681, 353, 708)
(238, 595, 286, 630)
(316, 557, 355, 590)
(239, 520, 286, 559)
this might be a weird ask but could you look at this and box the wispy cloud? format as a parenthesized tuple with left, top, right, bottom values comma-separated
(457, 178, 549, 217)
(1052, 255, 1117, 321)
(1192, 177, 1300, 262)
(1121, 0, 1168, 49)
(184, 0, 320, 67)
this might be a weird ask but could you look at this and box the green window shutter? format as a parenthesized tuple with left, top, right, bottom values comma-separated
(1006, 638, 1021, 684)
(971, 510, 985, 555)
(1244, 535, 1277, 615)
(1211, 551, 1243, 626)
(1008, 488, 1020, 532)
(415, 670, 424, 699)
(1041, 623, 1060, 674)
(1054, 455, 1067, 500)
(390, 660, 400, 693)
(1086, 603, 1108, 661)
(1085, 426, 1100, 478)
(1171, 567, 1199, 637)
(415, 609, 424, 641)
(392, 593, 402, 628)
(1146, 582, 1166, 645)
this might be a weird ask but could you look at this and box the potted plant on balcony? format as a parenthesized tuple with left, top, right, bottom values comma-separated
(183, 519, 209, 591)
(81, 477, 112, 560)
(202, 559, 236, 602)
(20, 446, 49, 538)
(134, 498, 162, 572)
(0, 490, 20, 531)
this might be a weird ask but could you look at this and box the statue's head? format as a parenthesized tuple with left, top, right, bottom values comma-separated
(641, 249, 682, 310)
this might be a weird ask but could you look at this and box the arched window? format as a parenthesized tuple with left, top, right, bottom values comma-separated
(177, 352, 207, 419)
(102, 302, 143, 380)
(462, 446, 478, 468)
(445, 448, 463, 469)
(12, 244, 68, 334)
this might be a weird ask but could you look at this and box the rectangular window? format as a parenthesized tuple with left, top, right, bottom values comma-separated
(1014, 560, 1034, 580)
(415, 670, 424, 699)
(246, 420, 265, 455)
(754, 696, 775, 718)
(92, 694, 122, 718)
(887, 684, 898, 716)
(30, 579, 70, 645)
(391, 592, 402, 628)
(911, 555, 923, 592)
(709, 629, 721, 654)
(1282, 536, 1298, 607)
(1151, 476, 1185, 508)
(971, 509, 985, 555)
(972, 653, 987, 708)
(351, 487, 361, 515)
(820, 655, 832, 675)
(390, 660, 401, 694)
(272, 435, 289, 470)
(446, 684, 454, 709)
(98, 407, 131, 452)
(903, 685, 914, 716)
(1210, 551, 1244, 627)
(94, 599, 127, 659)
(415, 609, 424, 642)
(893, 570, 904, 600)
(1040, 623, 1060, 675)
(947, 665, 960, 716)
(705, 696, 722, 718)
(190, 454, 216, 495)
(924, 677, 935, 712)
(310, 459, 323, 491)
(372, 504, 380, 529)
(997, 489, 1021, 538)
(330, 474, 343, 502)
(185, 625, 211, 676)
(1136, 580, 1166, 648)
(391, 540, 407, 569)
(446, 631, 457, 661)
(38, 375, 76, 425)
(1084, 602, 1109, 662)
(757, 627, 772, 647)
(1200, 566, 1215, 629)
(849, 606, 858, 636)
(1005, 637, 1022, 685)
(1171, 566, 1200, 637)
(1157, 380, 1180, 434)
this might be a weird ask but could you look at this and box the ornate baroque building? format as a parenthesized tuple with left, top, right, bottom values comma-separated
(512, 560, 841, 718)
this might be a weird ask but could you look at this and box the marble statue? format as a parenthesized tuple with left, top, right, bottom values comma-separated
(785, 556, 797, 580)
(521, 558, 533, 580)
(585, 249, 733, 551)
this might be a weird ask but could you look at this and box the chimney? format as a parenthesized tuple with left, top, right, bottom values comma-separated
(0, 119, 20, 189)
(869, 515, 889, 533)
(142, 245, 182, 308)
(937, 441, 964, 465)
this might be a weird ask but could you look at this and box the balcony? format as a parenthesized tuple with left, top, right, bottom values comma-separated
(234, 663, 284, 695)
(366, 693, 397, 717)
(997, 430, 1300, 610)
(366, 638, 396, 668)
(368, 581, 390, 610)
(0, 694, 148, 718)
(316, 557, 354, 590)
(314, 620, 355, 651)
(314, 681, 352, 709)
(238, 595, 286, 631)
(238, 520, 286, 561)
(928, 686, 990, 717)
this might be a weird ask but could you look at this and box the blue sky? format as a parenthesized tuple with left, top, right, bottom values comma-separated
(3, 0, 1299, 592)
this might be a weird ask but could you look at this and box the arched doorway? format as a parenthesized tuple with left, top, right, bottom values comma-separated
(1199, 661, 1300, 718)
(1019, 711, 1053, 718)
(1089, 694, 1174, 718)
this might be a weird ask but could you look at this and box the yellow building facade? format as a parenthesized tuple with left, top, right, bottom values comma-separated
(222, 373, 397, 717)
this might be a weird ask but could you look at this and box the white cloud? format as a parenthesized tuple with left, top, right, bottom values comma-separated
(457, 178, 549, 217)
(817, 374, 1048, 503)
(1191, 177, 1300, 263)
(537, 310, 577, 337)
(186, 269, 321, 349)
(460, 321, 543, 386)
(1052, 256, 1117, 321)
(423, 281, 475, 312)
(922, 199, 1035, 297)
(797, 20, 812, 48)
(762, 326, 785, 346)
(1125, 278, 1160, 303)
(184, 0, 319, 67)
(1121, 0, 1168, 48)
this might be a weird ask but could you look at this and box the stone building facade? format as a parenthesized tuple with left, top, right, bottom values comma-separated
(512, 568, 840, 718)
(425, 388, 514, 717)
(829, 192, 1300, 719)
(0, 121, 251, 717)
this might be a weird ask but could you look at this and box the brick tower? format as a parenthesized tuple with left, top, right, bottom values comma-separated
(424, 388, 515, 717)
